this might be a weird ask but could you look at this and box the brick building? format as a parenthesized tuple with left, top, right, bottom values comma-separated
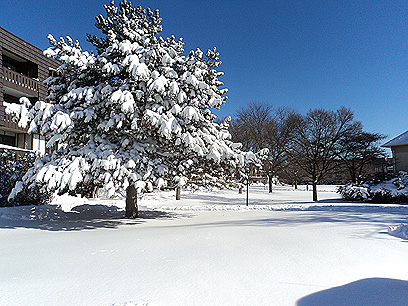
(0, 26, 59, 155)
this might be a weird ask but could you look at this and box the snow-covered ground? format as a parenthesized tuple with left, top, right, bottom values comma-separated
(1, 185, 408, 306)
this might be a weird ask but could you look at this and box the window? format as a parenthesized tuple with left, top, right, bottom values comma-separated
(0, 134, 16, 146)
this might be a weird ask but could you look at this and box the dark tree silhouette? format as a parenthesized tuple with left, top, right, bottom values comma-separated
(337, 131, 387, 183)
(288, 107, 361, 201)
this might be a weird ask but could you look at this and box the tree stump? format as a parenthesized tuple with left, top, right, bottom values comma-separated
(125, 185, 138, 218)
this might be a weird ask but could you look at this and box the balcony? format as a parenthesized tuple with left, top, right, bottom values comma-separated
(2, 110, 27, 131)
(0, 143, 34, 158)
(2, 67, 39, 97)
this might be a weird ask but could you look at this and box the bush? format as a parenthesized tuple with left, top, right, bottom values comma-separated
(0, 150, 53, 207)
(338, 185, 371, 202)
(338, 172, 408, 203)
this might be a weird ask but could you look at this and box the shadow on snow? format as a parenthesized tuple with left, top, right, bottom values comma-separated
(296, 278, 408, 306)
(181, 192, 344, 206)
(163, 204, 408, 234)
(0, 204, 188, 231)
(1, 189, 407, 233)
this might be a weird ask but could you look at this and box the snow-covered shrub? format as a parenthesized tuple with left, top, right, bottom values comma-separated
(337, 184, 371, 202)
(338, 172, 408, 203)
(0, 150, 52, 206)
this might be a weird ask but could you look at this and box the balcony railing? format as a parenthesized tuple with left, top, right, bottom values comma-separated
(0, 144, 35, 158)
(2, 67, 39, 97)
(2, 110, 27, 131)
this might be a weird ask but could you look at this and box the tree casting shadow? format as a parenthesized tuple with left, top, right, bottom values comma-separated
(297, 278, 408, 306)
(0, 204, 187, 231)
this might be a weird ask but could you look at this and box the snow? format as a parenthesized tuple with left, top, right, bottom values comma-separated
(1, 185, 408, 306)
(181, 105, 199, 121)
(382, 129, 408, 147)
(50, 111, 72, 132)
(388, 224, 408, 240)
(339, 171, 408, 202)
(0, 144, 33, 153)
(4, 100, 30, 128)
(149, 75, 168, 93)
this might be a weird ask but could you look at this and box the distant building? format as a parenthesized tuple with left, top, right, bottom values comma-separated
(382, 130, 408, 173)
(0, 26, 59, 155)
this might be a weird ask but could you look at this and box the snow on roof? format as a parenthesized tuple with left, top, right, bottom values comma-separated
(382, 130, 408, 147)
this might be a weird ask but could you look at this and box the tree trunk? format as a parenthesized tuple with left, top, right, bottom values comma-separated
(294, 180, 298, 189)
(268, 174, 273, 193)
(176, 187, 181, 200)
(125, 185, 138, 218)
(351, 171, 357, 184)
(246, 177, 249, 206)
(348, 167, 357, 184)
(312, 179, 318, 202)
(239, 186, 243, 194)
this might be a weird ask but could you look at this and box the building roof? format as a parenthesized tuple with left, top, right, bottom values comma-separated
(382, 130, 408, 147)
(0, 26, 43, 52)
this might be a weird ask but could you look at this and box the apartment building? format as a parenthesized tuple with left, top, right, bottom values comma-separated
(0, 26, 59, 155)
(382, 130, 408, 173)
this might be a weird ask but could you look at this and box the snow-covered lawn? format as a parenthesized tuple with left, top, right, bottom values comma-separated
(1, 185, 408, 306)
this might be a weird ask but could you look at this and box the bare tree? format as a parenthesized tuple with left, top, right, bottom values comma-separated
(288, 107, 361, 201)
(230, 103, 299, 192)
(337, 131, 387, 183)
(263, 107, 299, 191)
(230, 103, 271, 189)
(230, 102, 272, 152)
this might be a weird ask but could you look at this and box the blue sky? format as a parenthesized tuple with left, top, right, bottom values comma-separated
(2, 0, 408, 143)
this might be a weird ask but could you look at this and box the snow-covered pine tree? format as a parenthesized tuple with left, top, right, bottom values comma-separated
(7, 0, 252, 217)
(0, 149, 52, 207)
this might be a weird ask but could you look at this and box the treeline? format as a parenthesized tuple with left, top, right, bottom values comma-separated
(229, 103, 386, 201)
